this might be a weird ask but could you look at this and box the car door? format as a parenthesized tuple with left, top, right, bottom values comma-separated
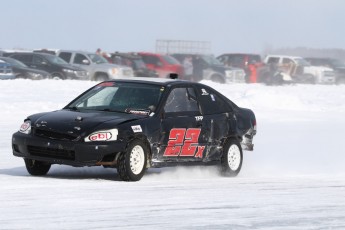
(159, 86, 207, 162)
(194, 85, 236, 161)
(72, 53, 93, 75)
(32, 55, 50, 72)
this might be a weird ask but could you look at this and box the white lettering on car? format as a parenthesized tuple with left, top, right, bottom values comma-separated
(131, 125, 143, 133)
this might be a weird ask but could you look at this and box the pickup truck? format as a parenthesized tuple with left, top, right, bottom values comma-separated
(53, 50, 134, 81)
(264, 55, 335, 84)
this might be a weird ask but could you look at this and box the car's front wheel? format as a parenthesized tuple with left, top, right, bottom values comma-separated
(220, 139, 243, 177)
(24, 158, 51, 176)
(117, 139, 148, 181)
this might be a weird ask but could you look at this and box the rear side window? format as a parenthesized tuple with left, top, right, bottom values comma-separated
(164, 87, 199, 114)
(196, 86, 230, 115)
(11, 54, 32, 63)
(59, 52, 72, 63)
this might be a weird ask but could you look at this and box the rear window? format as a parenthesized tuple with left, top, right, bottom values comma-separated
(11, 54, 32, 63)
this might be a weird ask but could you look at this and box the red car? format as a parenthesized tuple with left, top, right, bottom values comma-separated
(138, 52, 184, 78)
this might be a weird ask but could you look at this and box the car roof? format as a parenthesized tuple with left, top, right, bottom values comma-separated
(265, 55, 303, 59)
(219, 53, 261, 56)
(9, 52, 56, 58)
(104, 77, 197, 86)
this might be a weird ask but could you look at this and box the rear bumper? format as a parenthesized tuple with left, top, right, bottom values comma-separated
(12, 132, 127, 166)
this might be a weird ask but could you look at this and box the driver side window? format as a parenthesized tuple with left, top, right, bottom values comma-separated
(164, 87, 199, 113)
(74, 54, 88, 65)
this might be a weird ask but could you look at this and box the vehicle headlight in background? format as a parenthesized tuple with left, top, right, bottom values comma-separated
(225, 70, 233, 78)
(63, 69, 74, 73)
(84, 129, 118, 142)
(110, 68, 119, 76)
(19, 121, 31, 134)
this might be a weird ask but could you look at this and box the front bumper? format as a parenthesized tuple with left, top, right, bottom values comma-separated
(12, 132, 126, 166)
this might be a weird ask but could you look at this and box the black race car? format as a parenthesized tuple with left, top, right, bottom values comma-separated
(12, 78, 256, 181)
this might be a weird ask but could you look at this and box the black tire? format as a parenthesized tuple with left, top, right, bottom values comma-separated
(52, 73, 64, 80)
(117, 139, 148, 181)
(220, 139, 243, 177)
(95, 74, 108, 81)
(211, 75, 225, 83)
(24, 158, 51, 176)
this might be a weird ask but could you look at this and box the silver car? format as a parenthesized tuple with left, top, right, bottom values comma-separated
(56, 50, 134, 81)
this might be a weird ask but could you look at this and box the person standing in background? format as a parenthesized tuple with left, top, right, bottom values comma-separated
(183, 56, 193, 81)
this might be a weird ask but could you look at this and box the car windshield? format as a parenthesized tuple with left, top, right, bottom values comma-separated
(162, 55, 179, 65)
(88, 54, 108, 64)
(133, 59, 147, 69)
(294, 58, 310, 66)
(201, 55, 223, 65)
(0, 58, 27, 67)
(330, 59, 345, 68)
(66, 82, 164, 114)
(45, 55, 68, 64)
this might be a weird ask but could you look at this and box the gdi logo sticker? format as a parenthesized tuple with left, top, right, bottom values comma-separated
(88, 132, 112, 141)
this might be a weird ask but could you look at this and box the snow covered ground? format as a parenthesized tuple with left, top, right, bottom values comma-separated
(1, 79, 345, 229)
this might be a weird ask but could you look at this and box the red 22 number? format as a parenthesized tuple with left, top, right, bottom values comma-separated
(164, 128, 204, 158)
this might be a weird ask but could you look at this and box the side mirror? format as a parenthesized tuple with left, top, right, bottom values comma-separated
(156, 62, 163, 67)
(41, 61, 48, 65)
(82, 59, 90, 65)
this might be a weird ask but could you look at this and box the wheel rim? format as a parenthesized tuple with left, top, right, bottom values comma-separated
(129, 145, 145, 175)
(228, 144, 241, 171)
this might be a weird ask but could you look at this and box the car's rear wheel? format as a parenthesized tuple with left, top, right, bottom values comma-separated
(52, 73, 64, 80)
(220, 139, 243, 177)
(24, 158, 51, 176)
(117, 139, 148, 181)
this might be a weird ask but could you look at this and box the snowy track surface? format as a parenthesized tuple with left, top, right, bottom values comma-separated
(1, 80, 345, 229)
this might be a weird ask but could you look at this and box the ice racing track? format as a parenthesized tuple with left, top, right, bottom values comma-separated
(1, 80, 345, 229)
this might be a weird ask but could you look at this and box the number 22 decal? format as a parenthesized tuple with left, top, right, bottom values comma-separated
(163, 128, 205, 158)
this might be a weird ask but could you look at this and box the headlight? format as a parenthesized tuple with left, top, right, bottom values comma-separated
(110, 68, 119, 76)
(19, 120, 31, 134)
(225, 70, 233, 78)
(84, 129, 118, 142)
(63, 69, 74, 73)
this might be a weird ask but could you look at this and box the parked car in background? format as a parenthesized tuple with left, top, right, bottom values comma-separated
(0, 60, 15, 80)
(110, 52, 158, 78)
(137, 52, 184, 78)
(172, 53, 246, 83)
(217, 53, 264, 83)
(304, 57, 345, 84)
(0, 57, 51, 80)
(5, 52, 88, 80)
(263, 55, 336, 84)
(54, 50, 134, 81)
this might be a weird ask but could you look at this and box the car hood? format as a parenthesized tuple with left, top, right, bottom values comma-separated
(305, 66, 334, 72)
(31, 109, 143, 139)
(60, 64, 86, 71)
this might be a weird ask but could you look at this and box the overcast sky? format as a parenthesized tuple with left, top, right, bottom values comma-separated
(1, 0, 344, 55)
